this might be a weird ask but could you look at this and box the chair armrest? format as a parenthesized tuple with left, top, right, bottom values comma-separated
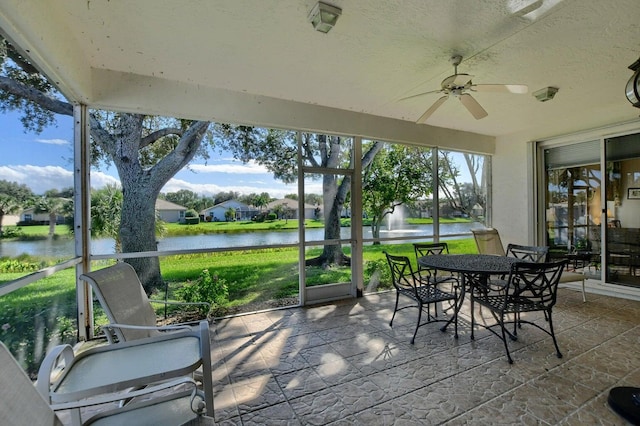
(100, 322, 193, 343)
(102, 322, 193, 333)
(35, 344, 75, 402)
(49, 376, 199, 411)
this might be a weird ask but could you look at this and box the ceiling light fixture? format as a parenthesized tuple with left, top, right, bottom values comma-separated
(625, 58, 640, 108)
(533, 86, 559, 102)
(308, 2, 342, 33)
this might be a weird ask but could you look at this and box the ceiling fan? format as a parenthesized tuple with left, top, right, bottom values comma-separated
(402, 55, 528, 123)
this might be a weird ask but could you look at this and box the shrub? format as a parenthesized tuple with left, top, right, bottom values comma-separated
(252, 212, 267, 222)
(0, 227, 24, 239)
(266, 212, 277, 221)
(185, 209, 198, 218)
(184, 217, 200, 225)
(177, 269, 229, 316)
(364, 259, 392, 291)
(0, 259, 44, 273)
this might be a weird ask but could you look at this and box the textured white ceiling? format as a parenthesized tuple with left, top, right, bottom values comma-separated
(1, 0, 640, 141)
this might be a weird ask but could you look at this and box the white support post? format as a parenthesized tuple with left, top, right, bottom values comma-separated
(73, 104, 93, 341)
(297, 132, 307, 305)
(352, 137, 363, 297)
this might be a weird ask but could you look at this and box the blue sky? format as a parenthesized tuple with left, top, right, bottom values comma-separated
(0, 110, 307, 198)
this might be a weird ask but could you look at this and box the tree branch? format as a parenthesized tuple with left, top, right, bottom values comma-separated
(4, 40, 40, 75)
(140, 127, 183, 149)
(151, 121, 210, 191)
(0, 76, 73, 116)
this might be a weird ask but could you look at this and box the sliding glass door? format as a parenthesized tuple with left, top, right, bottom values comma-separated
(542, 132, 640, 288)
(604, 133, 640, 286)
(543, 141, 601, 279)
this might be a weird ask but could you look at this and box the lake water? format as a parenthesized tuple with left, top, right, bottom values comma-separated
(0, 222, 481, 258)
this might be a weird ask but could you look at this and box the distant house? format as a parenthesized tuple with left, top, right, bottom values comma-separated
(19, 208, 65, 224)
(3, 214, 19, 226)
(266, 198, 319, 220)
(200, 200, 259, 222)
(155, 199, 187, 223)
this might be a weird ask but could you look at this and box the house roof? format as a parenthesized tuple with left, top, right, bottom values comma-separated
(1, 1, 639, 146)
(200, 199, 252, 214)
(155, 199, 187, 211)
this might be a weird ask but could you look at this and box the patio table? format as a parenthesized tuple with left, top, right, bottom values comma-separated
(418, 254, 519, 339)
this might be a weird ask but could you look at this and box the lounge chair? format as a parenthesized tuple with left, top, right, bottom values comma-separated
(0, 341, 210, 426)
(80, 262, 211, 343)
(471, 228, 506, 256)
(35, 321, 214, 425)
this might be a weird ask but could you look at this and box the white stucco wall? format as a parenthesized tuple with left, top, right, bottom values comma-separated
(492, 135, 534, 249)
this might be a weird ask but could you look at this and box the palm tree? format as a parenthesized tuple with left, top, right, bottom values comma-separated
(91, 185, 123, 251)
(0, 194, 20, 236)
(34, 192, 71, 237)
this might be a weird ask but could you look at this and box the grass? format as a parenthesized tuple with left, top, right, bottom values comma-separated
(1, 224, 73, 239)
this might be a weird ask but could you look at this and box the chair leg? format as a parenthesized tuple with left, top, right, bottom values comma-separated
(453, 298, 458, 339)
(547, 310, 563, 359)
(390, 292, 400, 327)
(581, 278, 587, 302)
(411, 301, 423, 345)
(498, 313, 514, 364)
(470, 295, 475, 340)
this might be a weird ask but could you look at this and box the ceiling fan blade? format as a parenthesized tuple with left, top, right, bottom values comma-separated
(398, 89, 443, 102)
(417, 95, 448, 123)
(459, 94, 488, 119)
(471, 84, 528, 94)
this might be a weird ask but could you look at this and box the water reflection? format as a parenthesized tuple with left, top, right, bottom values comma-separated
(0, 222, 479, 258)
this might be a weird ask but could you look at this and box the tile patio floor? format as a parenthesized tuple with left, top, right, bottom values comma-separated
(210, 288, 640, 425)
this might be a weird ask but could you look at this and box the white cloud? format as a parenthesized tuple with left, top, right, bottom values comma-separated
(0, 165, 72, 194)
(90, 171, 120, 189)
(0, 165, 120, 194)
(162, 177, 297, 199)
(190, 160, 269, 174)
(35, 138, 70, 146)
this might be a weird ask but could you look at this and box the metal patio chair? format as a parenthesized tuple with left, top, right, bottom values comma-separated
(470, 260, 567, 363)
(489, 243, 550, 289)
(413, 242, 459, 314)
(386, 252, 459, 344)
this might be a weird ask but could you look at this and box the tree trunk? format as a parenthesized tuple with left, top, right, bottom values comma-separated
(48, 212, 56, 236)
(120, 181, 163, 292)
(307, 173, 351, 267)
(371, 218, 382, 244)
(108, 115, 210, 293)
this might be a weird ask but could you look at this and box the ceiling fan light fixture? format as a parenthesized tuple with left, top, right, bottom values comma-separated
(533, 86, 559, 102)
(308, 2, 342, 33)
(625, 58, 640, 108)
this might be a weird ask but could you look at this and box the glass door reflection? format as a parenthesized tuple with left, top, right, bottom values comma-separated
(605, 133, 640, 286)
